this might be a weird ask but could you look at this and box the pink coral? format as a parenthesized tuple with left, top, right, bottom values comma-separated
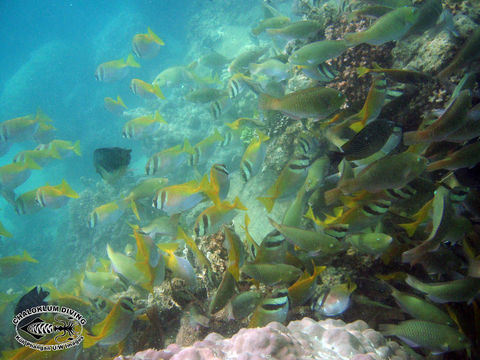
(115, 318, 416, 360)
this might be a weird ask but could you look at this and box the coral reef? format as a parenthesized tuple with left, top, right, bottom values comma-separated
(115, 317, 415, 360)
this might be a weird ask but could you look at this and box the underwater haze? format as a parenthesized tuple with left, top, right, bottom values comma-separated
(0, 0, 480, 359)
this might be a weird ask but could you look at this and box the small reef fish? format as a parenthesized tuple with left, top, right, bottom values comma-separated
(380, 320, 470, 354)
(209, 271, 236, 315)
(223, 226, 246, 281)
(249, 58, 290, 82)
(106, 244, 149, 286)
(289, 39, 350, 67)
(176, 226, 212, 270)
(130, 78, 165, 100)
(437, 26, 480, 79)
(13, 147, 61, 167)
(259, 87, 345, 121)
(83, 297, 135, 348)
(241, 263, 302, 285)
(185, 88, 227, 103)
(123, 177, 168, 220)
(88, 200, 126, 228)
(427, 141, 480, 172)
(267, 20, 323, 41)
(346, 232, 393, 257)
(0, 113, 42, 143)
(338, 120, 399, 160)
(405, 0, 443, 37)
(33, 122, 56, 144)
(226, 117, 265, 131)
(357, 62, 433, 84)
(122, 111, 167, 139)
(138, 214, 180, 239)
(36, 139, 81, 158)
(288, 266, 325, 306)
(344, 7, 418, 46)
(14, 286, 48, 315)
(253, 230, 287, 264)
(405, 275, 480, 303)
(188, 129, 224, 166)
(198, 51, 231, 73)
(152, 178, 208, 215)
(403, 90, 472, 145)
(385, 283, 453, 326)
(194, 197, 247, 237)
(314, 282, 357, 317)
(0, 220, 12, 238)
(104, 95, 127, 116)
(153, 64, 198, 88)
(93, 147, 131, 183)
(251, 16, 290, 36)
(132, 27, 164, 59)
(324, 152, 427, 205)
(95, 54, 140, 82)
(227, 73, 257, 98)
(157, 242, 196, 287)
(0, 159, 41, 190)
(230, 291, 263, 320)
(35, 179, 79, 209)
(257, 155, 311, 212)
(228, 47, 267, 74)
(445, 103, 480, 142)
(269, 217, 344, 255)
(0, 250, 38, 278)
(15, 189, 42, 215)
(240, 130, 269, 182)
(249, 289, 289, 328)
(208, 163, 230, 203)
(145, 143, 189, 176)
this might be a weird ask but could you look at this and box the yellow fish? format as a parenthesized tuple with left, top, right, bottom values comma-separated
(0, 250, 38, 278)
(88, 200, 126, 228)
(104, 95, 127, 116)
(15, 189, 42, 215)
(157, 242, 196, 286)
(0, 114, 39, 143)
(194, 197, 247, 236)
(33, 122, 56, 144)
(83, 297, 135, 348)
(122, 110, 167, 139)
(0, 159, 41, 190)
(0, 220, 12, 238)
(132, 27, 164, 59)
(94, 54, 140, 82)
(13, 147, 61, 167)
(152, 177, 209, 215)
(123, 177, 168, 220)
(35, 179, 79, 209)
(36, 139, 81, 158)
(240, 130, 269, 182)
(130, 78, 165, 100)
(145, 142, 190, 175)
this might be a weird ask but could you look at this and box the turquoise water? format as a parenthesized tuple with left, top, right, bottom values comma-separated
(0, 0, 479, 359)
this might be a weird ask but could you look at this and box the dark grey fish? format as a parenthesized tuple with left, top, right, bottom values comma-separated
(93, 147, 131, 182)
(15, 286, 49, 316)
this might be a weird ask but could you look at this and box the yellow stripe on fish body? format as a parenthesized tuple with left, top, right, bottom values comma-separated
(0, 159, 41, 190)
(240, 130, 270, 182)
(37, 139, 82, 157)
(288, 266, 325, 306)
(152, 178, 207, 215)
(248, 289, 289, 328)
(257, 155, 311, 213)
(194, 197, 247, 237)
(95, 54, 140, 82)
(145, 143, 186, 175)
(344, 7, 418, 46)
(122, 111, 167, 139)
(13, 147, 60, 167)
(349, 76, 387, 132)
(83, 297, 135, 348)
(188, 129, 224, 166)
(0, 115, 40, 143)
(259, 86, 345, 121)
(177, 226, 212, 270)
(130, 78, 165, 100)
(132, 27, 164, 59)
(104, 95, 127, 116)
(35, 179, 79, 209)
(157, 242, 196, 286)
(106, 244, 150, 287)
(88, 200, 126, 228)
